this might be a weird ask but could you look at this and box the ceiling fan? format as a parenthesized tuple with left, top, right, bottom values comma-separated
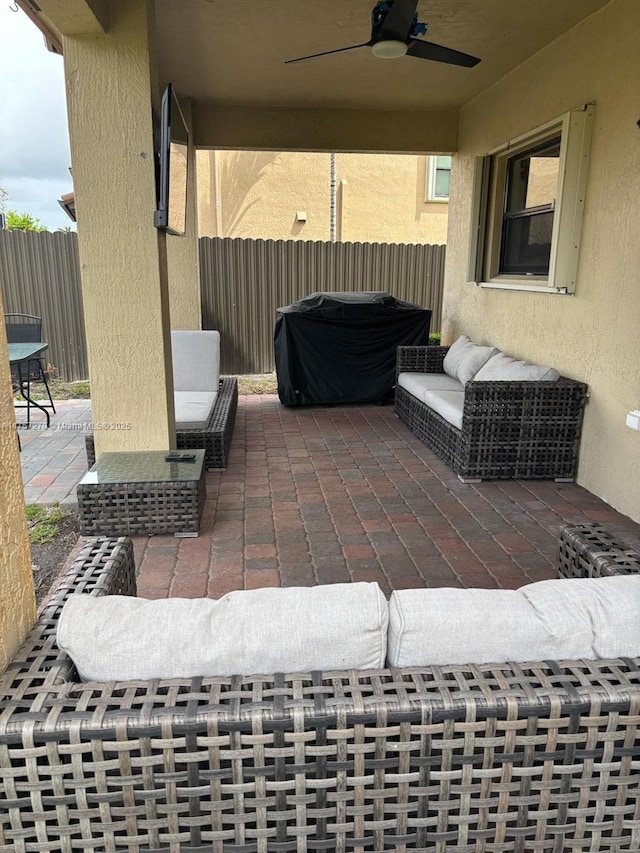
(285, 0, 481, 66)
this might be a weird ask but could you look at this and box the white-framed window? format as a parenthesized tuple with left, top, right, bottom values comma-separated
(426, 155, 452, 202)
(467, 104, 593, 294)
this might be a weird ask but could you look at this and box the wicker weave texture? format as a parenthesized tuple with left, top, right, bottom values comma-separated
(2, 527, 640, 852)
(394, 347, 587, 480)
(395, 383, 464, 472)
(85, 377, 238, 470)
(0, 537, 134, 700)
(177, 375, 238, 469)
(558, 523, 640, 579)
(396, 344, 448, 378)
(78, 471, 205, 536)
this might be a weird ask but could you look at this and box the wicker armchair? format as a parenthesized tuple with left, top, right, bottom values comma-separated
(84, 374, 237, 470)
(2, 525, 640, 852)
(395, 345, 588, 481)
(85, 329, 238, 473)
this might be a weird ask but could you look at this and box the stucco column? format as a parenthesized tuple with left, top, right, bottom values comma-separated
(63, 0, 175, 455)
(167, 98, 202, 330)
(0, 290, 35, 675)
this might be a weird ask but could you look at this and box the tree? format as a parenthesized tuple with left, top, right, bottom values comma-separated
(5, 210, 47, 232)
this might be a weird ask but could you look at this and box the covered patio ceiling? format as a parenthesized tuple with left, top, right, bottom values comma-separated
(155, 0, 609, 113)
(24, 0, 612, 151)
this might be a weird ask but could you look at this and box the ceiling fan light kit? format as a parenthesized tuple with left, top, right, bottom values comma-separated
(371, 39, 408, 59)
(286, 0, 481, 68)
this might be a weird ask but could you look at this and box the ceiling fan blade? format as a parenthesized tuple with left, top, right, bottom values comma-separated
(406, 38, 481, 67)
(376, 0, 418, 42)
(285, 42, 371, 64)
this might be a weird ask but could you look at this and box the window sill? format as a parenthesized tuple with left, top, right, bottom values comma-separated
(477, 280, 572, 294)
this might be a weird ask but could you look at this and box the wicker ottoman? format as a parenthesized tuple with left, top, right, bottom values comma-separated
(77, 450, 206, 537)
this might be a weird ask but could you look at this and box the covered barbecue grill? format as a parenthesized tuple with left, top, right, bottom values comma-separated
(274, 291, 431, 407)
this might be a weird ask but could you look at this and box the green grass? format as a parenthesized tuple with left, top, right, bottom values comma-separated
(69, 381, 91, 397)
(237, 373, 277, 394)
(26, 504, 67, 544)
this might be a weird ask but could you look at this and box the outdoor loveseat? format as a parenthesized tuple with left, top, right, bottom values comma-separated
(2, 524, 640, 852)
(395, 336, 588, 481)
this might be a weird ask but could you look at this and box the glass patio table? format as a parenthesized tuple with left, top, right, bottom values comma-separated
(77, 449, 206, 537)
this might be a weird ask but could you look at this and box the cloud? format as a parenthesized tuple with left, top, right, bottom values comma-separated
(0, 5, 73, 229)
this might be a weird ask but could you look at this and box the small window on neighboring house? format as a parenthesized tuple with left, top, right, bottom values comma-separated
(467, 104, 593, 293)
(426, 155, 452, 201)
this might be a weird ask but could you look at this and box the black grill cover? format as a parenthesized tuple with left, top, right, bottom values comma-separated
(274, 291, 431, 407)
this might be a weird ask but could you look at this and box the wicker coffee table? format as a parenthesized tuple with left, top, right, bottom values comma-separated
(77, 450, 206, 537)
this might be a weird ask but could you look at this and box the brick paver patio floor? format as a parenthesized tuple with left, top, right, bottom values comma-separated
(19, 395, 640, 601)
(131, 396, 640, 599)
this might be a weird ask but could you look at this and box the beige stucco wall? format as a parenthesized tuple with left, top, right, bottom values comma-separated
(194, 105, 458, 156)
(197, 151, 448, 244)
(0, 290, 35, 674)
(64, 0, 176, 455)
(337, 153, 448, 244)
(443, 0, 640, 521)
(198, 151, 331, 241)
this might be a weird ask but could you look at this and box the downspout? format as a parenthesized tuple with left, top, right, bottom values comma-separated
(330, 152, 336, 242)
(213, 150, 223, 237)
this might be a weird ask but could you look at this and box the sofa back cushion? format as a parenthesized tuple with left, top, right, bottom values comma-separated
(387, 575, 640, 667)
(57, 582, 389, 681)
(443, 335, 499, 385)
(172, 330, 220, 392)
(473, 351, 560, 382)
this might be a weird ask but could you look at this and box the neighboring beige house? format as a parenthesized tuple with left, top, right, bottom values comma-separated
(2, 0, 638, 673)
(197, 151, 450, 244)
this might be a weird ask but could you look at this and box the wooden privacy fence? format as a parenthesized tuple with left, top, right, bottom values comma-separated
(0, 231, 445, 379)
(200, 238, 445, 375)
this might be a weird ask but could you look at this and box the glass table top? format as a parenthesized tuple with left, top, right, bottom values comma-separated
(8, 342, 48, 363)
(80, 450, 205, 485)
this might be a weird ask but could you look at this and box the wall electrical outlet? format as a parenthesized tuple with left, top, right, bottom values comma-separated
(626, 410, 640, 431)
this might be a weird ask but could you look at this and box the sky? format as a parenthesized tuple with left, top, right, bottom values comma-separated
(0, 4, 74, 231)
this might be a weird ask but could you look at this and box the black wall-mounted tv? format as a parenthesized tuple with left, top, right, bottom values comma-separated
(154, 83, 189, 236)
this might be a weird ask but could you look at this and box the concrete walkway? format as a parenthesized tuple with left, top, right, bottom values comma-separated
(19, 396, 640, 600)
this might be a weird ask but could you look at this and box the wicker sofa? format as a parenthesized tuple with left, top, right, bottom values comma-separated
(395, 343, 588, 481)
(2, 525, 640, 852)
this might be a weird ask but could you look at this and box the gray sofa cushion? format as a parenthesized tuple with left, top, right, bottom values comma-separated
(442, 335, 499, 385)
(387, 575, 640, 667)
(57, 582, 389, 681)
(172, 330, 220, 392)
(397, 372, 464, 403)
(421, 389, 465, 429)
(174, 390, 218, 429)
(474, 351, 560, 382)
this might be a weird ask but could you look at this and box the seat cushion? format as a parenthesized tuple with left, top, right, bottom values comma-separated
(421, 389, 465, 430)
(397, 372, 464, 403)
(174, 390, 217, 429)
(442, 335, 499, 385)
(474, 351, 560, 382)
(387, 575, 640, 667)
(172, 330, 220, 392)
(57, 583, 389, 681)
